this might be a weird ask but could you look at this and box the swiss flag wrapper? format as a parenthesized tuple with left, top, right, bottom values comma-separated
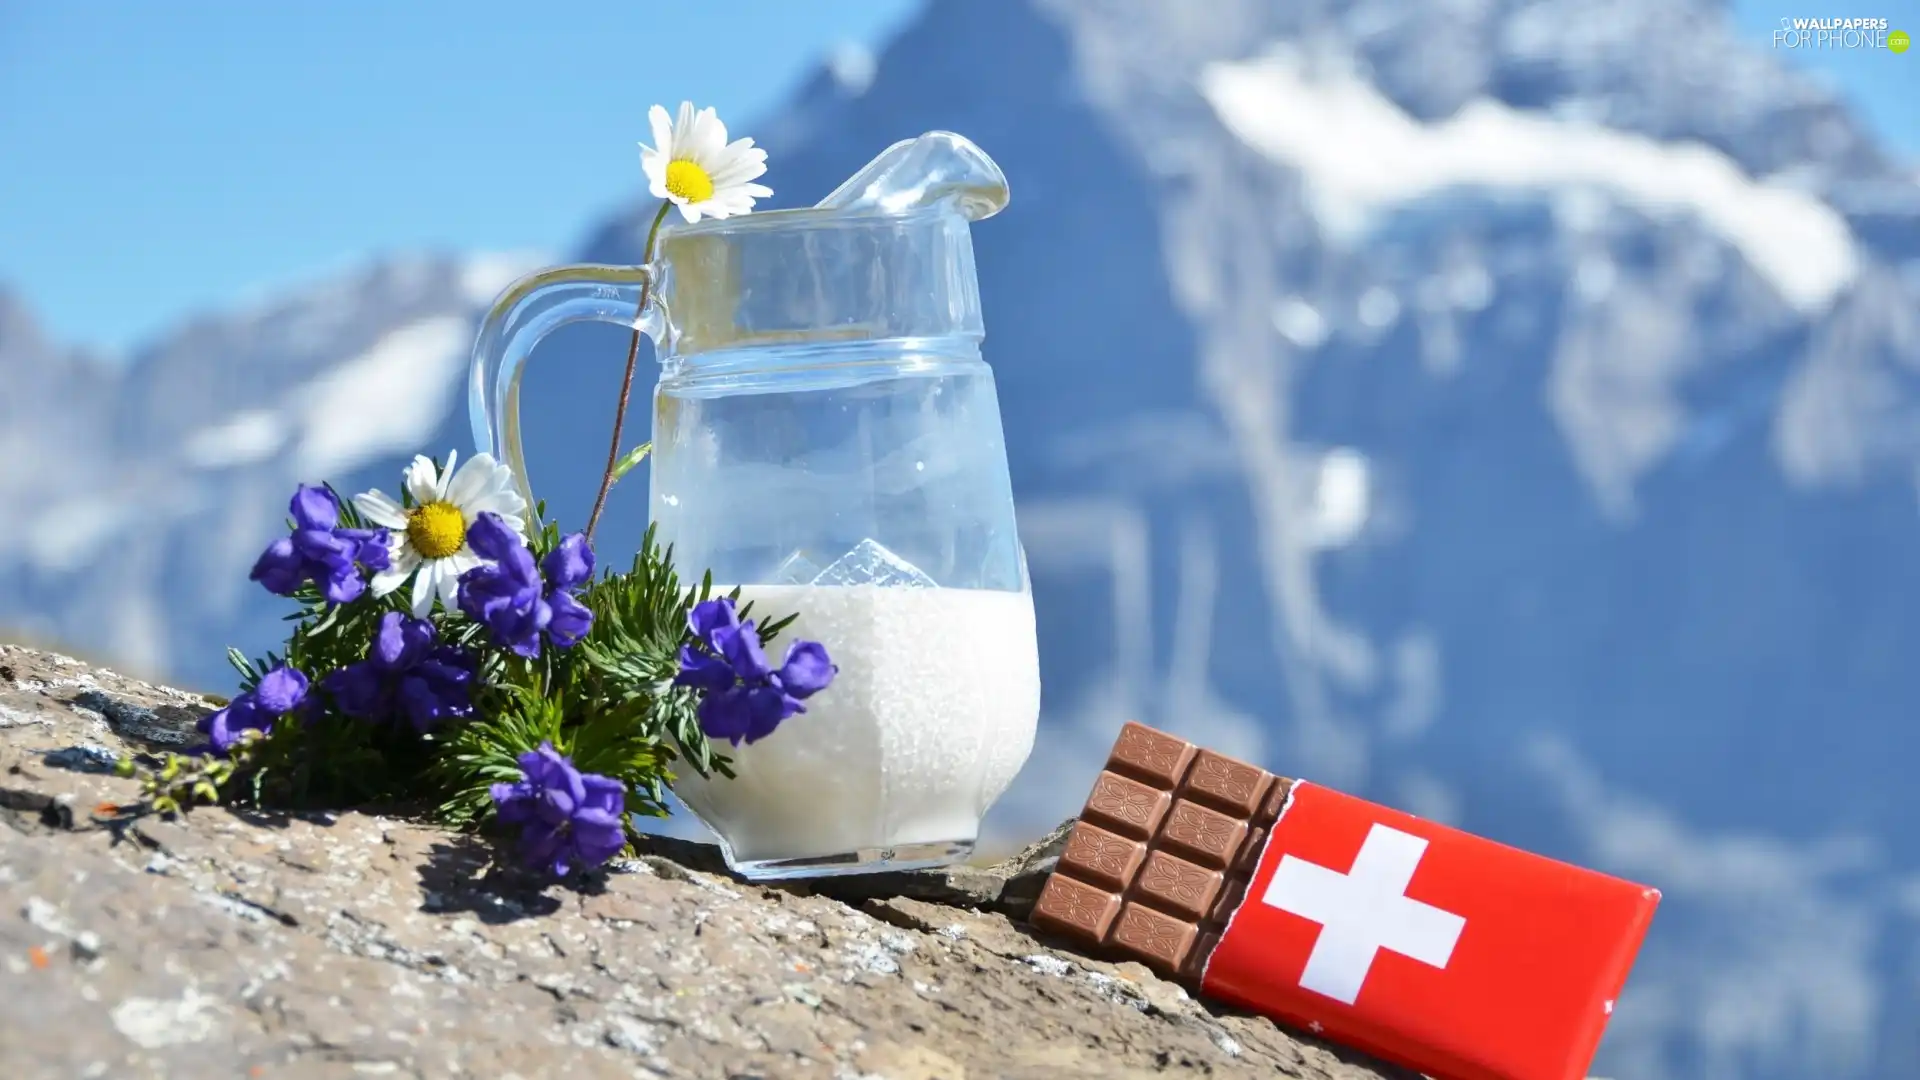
(1200, 782, 1660, 1080)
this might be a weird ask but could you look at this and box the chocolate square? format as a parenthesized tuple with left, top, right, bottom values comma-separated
(1026, 722, 1294, 990)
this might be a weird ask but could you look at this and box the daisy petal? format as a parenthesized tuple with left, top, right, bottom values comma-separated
(473, 453, 514, 492)
(692, 113, 727, 164)
(706, 155, 766, 187)
(370, 547, 420, 597)
(405, 456, 441, 505)
(353, 489, 409, 529)
(411, 562, 439, 617)
(435, 450, 459, 499)
(641, 154, 669, 194)
(648, 104, 673, 155)
(693, 107, 727, 158)
(467, 489, 527, 522)
(713, 158, 768, 186)
(446, 454, 494, 508)
(393, 543, 423, 573)
(436, 559, 463, 611)
(715, 136, 763, 162)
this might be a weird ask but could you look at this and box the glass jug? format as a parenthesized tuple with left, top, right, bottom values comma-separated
(468, 133, 1040, 879)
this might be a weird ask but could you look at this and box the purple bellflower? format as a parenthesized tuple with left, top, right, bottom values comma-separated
(673, 596, 837, 746)
(456, 513, 595, 658)
(489, 742, 627, 877)
(249, 484, 392, 605)
(196, 664, 310, 755)
(325, 611, 476, 731)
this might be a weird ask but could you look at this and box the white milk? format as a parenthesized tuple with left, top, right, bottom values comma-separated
(671, 583, 1041, 867)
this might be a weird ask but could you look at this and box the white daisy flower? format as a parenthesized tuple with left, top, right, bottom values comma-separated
(352, 451, 529, 617)
(640, 101, 773, 225)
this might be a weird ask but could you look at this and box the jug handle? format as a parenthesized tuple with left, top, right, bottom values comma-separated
(467, 264, 654, 522)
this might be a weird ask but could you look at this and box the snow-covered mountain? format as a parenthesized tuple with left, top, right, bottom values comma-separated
(6, 1, 1920, 1076)
(0, 255, 542, 675)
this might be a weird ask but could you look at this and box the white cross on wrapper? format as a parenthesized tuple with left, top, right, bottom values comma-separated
(1261, 823, 1467, 1005)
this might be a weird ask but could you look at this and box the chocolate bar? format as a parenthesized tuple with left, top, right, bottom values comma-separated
(1027, 721, 1662, 1080)
(1029, 721, 1286, 981)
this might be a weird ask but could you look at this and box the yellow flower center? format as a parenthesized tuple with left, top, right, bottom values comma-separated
(405, 501, 467, 560)
(665, 159, 715, 204)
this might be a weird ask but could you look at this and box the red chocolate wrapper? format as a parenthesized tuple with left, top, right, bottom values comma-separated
(1030, 722, 1660, 1080)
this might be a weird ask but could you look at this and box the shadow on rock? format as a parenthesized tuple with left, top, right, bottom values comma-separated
(0, 785, 77, 833)
(222, 804, 346, 832)
(629, 830, 739, 878)
(615, 819, 1077, 917)
(416, 836, 565, 924)
(69, 690, 209, 751)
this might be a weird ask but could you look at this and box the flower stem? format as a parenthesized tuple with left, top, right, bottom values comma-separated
(586, 201, 673, 542)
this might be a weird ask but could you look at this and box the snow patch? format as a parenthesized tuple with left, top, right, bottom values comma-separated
(291, 315, 470, 477)
(182, 409, 288, 469)
(829, 42, 878, 96)
(1200, 48, 1859, 312)
(1308, 448, 1371, 548)
(460, 252, 550, 308)
(25, 495, 128, 574)
(1273, 296, 1328, 348)
(1356, 287, 1401, 330)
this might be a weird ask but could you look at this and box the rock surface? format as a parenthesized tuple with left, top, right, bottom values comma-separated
(0, 643, 1416, 1080)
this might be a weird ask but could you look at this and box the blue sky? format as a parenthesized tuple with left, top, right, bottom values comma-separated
(0, 0, 926, 352)
(0, 0, 1911, 353)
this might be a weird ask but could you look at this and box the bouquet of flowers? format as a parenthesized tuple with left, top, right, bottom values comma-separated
(113, 102, 836, 878)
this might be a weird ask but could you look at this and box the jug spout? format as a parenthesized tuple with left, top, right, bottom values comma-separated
(814, 131, 1009, 221)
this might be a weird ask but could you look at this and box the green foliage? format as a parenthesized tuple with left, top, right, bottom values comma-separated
(576, 522, 794, 781)
(433, 682, 567, 829)
(110, 467, 786, 874)
(129, 743, 250, 816)
(427, 516, 736, 841)
(432, 679, 675, 832)
(216, 482, 424, 806)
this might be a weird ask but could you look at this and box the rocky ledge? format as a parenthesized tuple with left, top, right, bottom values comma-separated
(0, 642, 1415, 1079)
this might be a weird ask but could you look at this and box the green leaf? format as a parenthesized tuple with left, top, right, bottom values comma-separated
(308, 603, 343, 637)
(610, 441, 653, 484)
(226, 647, 258, 682)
